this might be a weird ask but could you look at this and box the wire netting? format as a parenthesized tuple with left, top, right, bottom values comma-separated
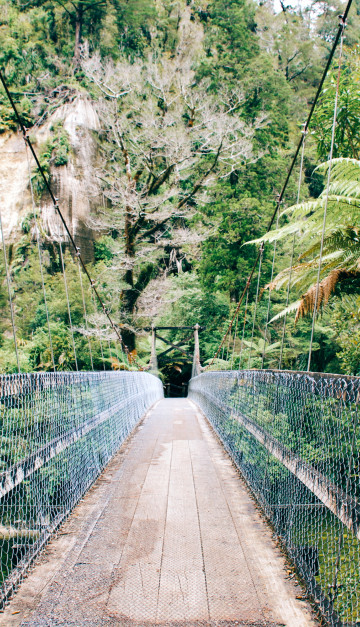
(189, 369, 360, 627)
(0, 370, 163, 606)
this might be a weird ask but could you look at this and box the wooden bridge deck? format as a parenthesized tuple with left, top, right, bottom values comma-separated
(1, 399, 316, 626)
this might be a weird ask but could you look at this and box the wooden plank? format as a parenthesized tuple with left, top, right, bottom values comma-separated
(156, 334, 193, 360)
(106, 437, 172, 622)
(189, 437, 265, 623)
(156, 439, 208, 621)
(143, 326, 206, 331)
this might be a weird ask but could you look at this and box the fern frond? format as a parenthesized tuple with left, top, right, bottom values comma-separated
(295, 270, 359, 322)
(283, 196, 360, 221)
(328, 181, 360, 198)
(269, 300, 302, 323)
(317, 158, 360, 178)
(243, 222, 301, 246)
(299, 229, 360, 269)
(245, 157, 360, 318)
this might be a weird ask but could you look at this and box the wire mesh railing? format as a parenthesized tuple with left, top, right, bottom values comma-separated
(189, 369, 360, 626)
(0, 370, 163, 605)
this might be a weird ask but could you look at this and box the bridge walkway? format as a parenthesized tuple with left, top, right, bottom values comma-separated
(1, 399, 316, 626)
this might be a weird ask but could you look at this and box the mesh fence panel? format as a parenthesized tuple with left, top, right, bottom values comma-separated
(189, 369, 360, 627)
(0, 370, 163, 606)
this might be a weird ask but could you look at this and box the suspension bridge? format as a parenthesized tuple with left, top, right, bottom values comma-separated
(0, 2, 359, 626)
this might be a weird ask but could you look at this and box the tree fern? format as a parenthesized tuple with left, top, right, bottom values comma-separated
(246, 157, 360, 321)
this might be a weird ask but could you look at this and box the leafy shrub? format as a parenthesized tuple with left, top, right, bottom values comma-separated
(94, 236, 114, 263)
(31, 122, 70, 197)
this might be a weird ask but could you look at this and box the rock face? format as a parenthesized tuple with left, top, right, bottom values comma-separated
(0, 95, 101, 262)
(0, 131, 30, 239)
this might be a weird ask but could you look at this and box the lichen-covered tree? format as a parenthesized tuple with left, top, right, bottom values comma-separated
(83, 50, 259, 351)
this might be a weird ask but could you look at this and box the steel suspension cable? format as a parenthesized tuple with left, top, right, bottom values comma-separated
(59, 241, 78, 371)
(112, 338, 119, 367)
(107, 338, 112, 367)
(124, 347, 130, 369)
(90, 289, 106, 370)
(279, 131, 307, 370)
(225, 323, 232, 363)
(230, 311, 239, 369)
(238, 288, 249, 370)
(0, 209, 20, 372)
(261, 206, 280, 369)
(25, 143, 56, 371)
(118, 337, 127, 367)
(221, 342, 226, 363)
(0, 69, 129, 358)
(110, 332, 122, 366)
(76, 253, 94, 370)
(248, 245, 264, 369)
(206, 0, 353, 369)
(99, 332, 106, 369)
(307, 20, 346, 372)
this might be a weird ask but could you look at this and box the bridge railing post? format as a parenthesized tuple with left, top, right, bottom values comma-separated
(192, 323, 201, 378)
(149, 325, 158, 372)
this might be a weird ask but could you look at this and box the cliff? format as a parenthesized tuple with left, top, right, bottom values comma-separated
(0, 95, 101, 262)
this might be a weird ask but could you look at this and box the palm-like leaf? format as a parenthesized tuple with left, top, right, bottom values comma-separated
(247, 158, 360, 320)
(242, 338, 281, 354)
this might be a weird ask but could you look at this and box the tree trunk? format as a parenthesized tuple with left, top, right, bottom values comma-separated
(74, 5, 83, 63)
(120, 207, 157, 353)
(121, 206, 136, 352)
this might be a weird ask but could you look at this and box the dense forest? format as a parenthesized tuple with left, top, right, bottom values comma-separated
(1, 0, 360, 384)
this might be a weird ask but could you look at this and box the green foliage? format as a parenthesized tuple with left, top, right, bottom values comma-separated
(1, 0, 360, 378)
(51, 122, 70, 166)
(31, 122, 70, 197)
(333, 296, 360, 375)
(112, 0, 156, 55)
(0, 0, 59, 110)
(239, 41, 360, 374)
(30, 142, 52, 198)
(312, 49, 360, 160)
(200, 0, 259, 78)
(157, 273, 229, 362)
(30, 321, 75, 371)
(0, 237, 116, 372)
(0, 339, 32, 373)
(198, 0, 292, 150)
(249, 158, 360, 325)
(93, 236, 114, 263)
(337, 328, 360, 375)
(0, 105, 18, 133)
(199, 192, 275, 301)
(0, 97, 34, 133)
(0, 0, 158, 133)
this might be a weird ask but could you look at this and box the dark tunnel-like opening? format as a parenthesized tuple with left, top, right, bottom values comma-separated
(158, 358, 192, 397)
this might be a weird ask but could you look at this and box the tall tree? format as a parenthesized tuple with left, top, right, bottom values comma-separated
(312, 51, 360, 160)
(83, 51, 258, 350)
(17, 0, 109, 60)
